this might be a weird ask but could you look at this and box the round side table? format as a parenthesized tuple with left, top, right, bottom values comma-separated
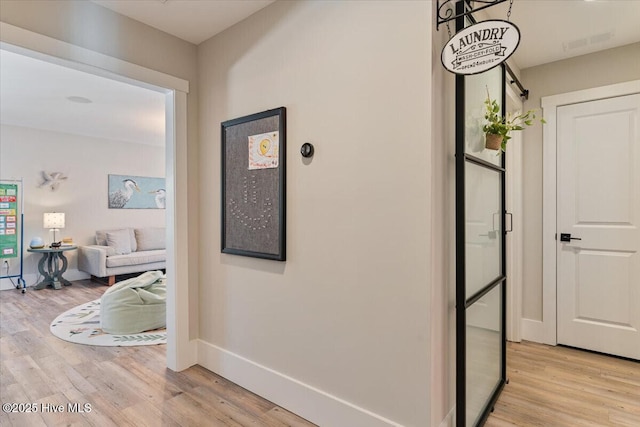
(27, 246, 77, 290)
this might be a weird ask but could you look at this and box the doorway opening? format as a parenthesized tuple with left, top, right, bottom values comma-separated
(0, 23, 193, 370)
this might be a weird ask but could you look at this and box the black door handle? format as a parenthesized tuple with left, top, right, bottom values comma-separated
(560, 233, 581, 242)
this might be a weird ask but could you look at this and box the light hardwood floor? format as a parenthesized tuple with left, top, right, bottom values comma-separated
(0, 279, 316, 427)
(486, 341, 640, 427)
(2, 281, 638, 426)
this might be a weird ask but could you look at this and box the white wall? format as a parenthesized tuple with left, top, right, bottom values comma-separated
(0, 2, 457, 426)
(198, 1, 433, 426)
(520, 42, 640, 323)
(430, 11, 457, 427)
(0, 124, 165, 289)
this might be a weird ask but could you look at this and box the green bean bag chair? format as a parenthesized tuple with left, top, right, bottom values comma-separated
(100, 270, 166, 334)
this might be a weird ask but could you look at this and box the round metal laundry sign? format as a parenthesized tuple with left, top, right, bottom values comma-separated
(441, 20, 520, 75)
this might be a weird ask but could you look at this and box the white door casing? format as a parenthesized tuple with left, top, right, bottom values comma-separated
(505, 82, 523, 343)
(556, 94, 640, 360)
(540, 80, 640, 354)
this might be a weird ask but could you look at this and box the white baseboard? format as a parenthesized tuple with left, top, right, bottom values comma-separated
(0, 268, 90, 291)
(197, 340, 403, 427)
(59, 268, 90, 282)
(521, 318, 546, 344)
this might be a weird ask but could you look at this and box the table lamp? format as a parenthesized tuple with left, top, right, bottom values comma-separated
(43, 212, 65, 248)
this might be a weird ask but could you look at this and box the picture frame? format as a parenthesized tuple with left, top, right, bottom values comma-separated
(108, 174, 166, 209)
(221, 107, 286, 261)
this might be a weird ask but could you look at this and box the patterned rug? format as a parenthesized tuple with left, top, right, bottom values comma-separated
(50, 299, 166, 346)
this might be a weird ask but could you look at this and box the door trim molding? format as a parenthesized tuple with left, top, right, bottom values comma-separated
(540, 80, 640, 345)
(505, 82, 523, 343)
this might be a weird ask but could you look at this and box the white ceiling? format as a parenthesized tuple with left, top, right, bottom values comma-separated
(91, 0, 640, 69)
(1, 0, 639, 146)
(485, 0, 640, 69)
(91, 0, 276, 45)
(0, 49, 166, 146)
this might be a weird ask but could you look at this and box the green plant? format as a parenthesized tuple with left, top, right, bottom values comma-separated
(482, 88, 545, 152)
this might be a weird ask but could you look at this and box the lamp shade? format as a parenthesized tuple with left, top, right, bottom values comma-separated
(43, 212, 65, 229)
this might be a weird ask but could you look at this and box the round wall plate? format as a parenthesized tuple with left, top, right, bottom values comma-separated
(300, 142, 314, 158)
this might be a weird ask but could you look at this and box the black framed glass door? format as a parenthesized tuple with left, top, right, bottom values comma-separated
(455, 9, 507, 427)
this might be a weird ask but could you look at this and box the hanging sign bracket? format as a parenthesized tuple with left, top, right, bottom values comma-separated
(437, 0, 508, 30)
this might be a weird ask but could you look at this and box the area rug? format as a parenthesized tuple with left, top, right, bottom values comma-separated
(50, 299, 166, 347)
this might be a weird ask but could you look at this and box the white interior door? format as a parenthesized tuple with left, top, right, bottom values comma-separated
(557, 93, 640, 360)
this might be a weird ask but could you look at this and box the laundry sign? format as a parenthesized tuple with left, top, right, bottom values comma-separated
(442, 20, 520, 75)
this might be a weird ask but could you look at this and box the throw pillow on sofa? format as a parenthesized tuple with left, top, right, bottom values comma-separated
(96, 228, 137, 252)
(106, 229, 132, 255)
(135, 227, 166, 251)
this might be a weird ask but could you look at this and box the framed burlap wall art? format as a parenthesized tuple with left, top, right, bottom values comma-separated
(221, 107, 286, 261)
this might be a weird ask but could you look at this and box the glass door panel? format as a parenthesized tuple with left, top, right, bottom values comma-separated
(465, 66, 503, 166)
(465, 163, 502, 299)
(455, 10, 506, 425)
(465, 285, 503, 427)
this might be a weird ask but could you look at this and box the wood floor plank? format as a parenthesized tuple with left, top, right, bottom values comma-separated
(1, 383, 47, 427)
(0, 280, 316, 427)
(3, 355, 55, 402)
(0, 334, 23, 361)
(260, 406, 318, 427)
(487, 341, 640, 427)
(62, 386, 120, 427)
(164, 391, 247, 427)
(82, 392, 141, 427)
(6, 281, 636, 426)
(183, 384, 264, 426)
(119, 399, 182, 427)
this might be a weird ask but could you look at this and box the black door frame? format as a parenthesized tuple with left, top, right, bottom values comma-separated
(454, 2, 507, 426)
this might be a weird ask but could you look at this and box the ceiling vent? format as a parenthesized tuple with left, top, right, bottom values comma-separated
(590, 31, 613, 44)
(563, 31, 614, 51)
(563, 38, 588, 51)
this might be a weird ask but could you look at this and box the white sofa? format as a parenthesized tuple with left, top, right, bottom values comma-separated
(78, 227, 166, 285)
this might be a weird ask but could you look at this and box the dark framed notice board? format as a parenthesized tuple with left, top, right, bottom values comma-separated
(221, 107, 286, 261)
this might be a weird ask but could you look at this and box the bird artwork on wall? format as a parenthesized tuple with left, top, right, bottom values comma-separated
(38, 171, 68, 191)
(149, 189, 166, 209)
(109, 178, 141, 208)
(107, 174, 165, 209)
